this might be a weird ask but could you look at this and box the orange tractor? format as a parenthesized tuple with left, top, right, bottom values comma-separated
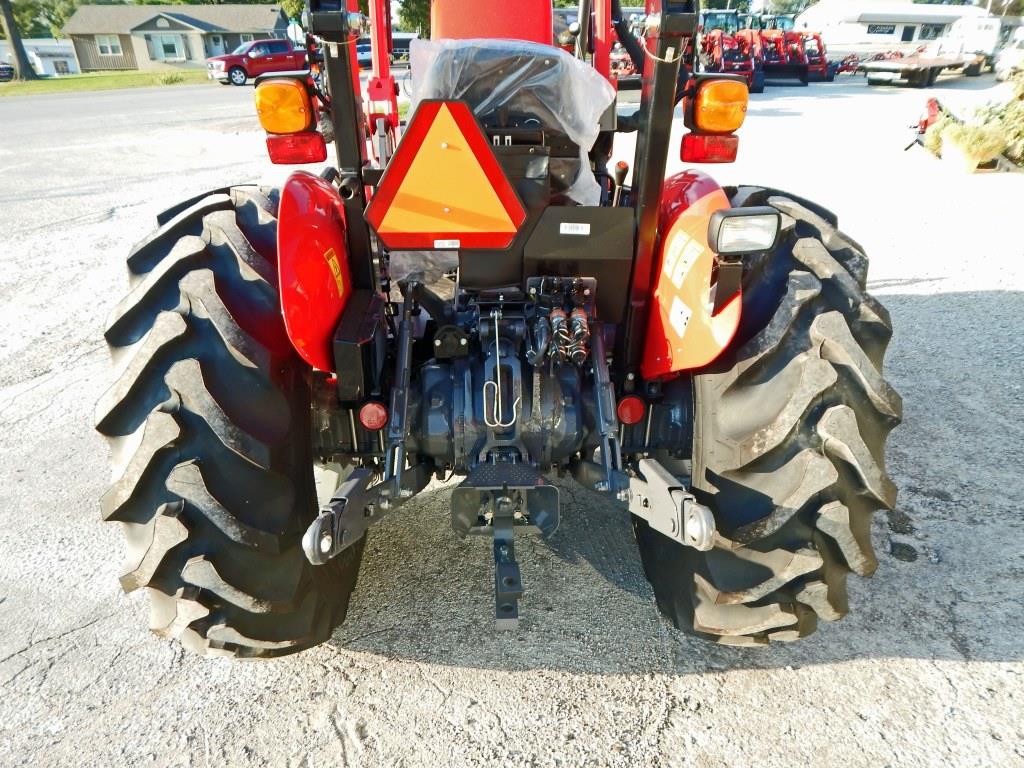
(96, 0, 900, 657)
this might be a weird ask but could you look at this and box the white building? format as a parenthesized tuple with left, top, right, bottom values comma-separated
(0, 38, 80, 76)
(796, 0, 992, 53)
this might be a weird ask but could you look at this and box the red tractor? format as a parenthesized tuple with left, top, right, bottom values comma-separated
(95, 0, 900, 657)
(760, 13, 810, 85)
(803, 31, 836, 82)
(697, 9, 764, 94)
(736, 13, 767, 91)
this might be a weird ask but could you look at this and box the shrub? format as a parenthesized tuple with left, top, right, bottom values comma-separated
(157, 72, 185, 86)
(941, 121, 1008, 165)
(923, 113, 950, 156)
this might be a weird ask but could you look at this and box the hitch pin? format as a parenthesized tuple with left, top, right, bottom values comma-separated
(483, 310, 521, 429)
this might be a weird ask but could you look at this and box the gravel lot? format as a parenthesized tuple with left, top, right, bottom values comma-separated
(2, 75, 1023, 767)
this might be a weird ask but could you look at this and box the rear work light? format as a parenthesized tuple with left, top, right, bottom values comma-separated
(681, 133, 739, 164)
(266, 132, 327, 165)
(708, 207, 782, 255)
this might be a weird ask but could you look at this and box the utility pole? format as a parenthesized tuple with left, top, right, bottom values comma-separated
(0, 0, 39, 80)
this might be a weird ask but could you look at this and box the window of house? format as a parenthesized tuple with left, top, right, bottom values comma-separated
(95, 35, 123, 56)
(54, 60, 70, 75)
(920, 24, 945, 41)
(146, 34, 185, 61)
(240, 33, 255, 43)
(901, 25, 916, 42)
(867, 24, 896, 35)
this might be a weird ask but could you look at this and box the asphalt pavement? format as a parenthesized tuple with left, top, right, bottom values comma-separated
(1, 75, 1023, 767)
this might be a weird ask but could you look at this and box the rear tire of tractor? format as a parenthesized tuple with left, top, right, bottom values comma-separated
(633, 187, 902, 646)
(94, 187, 364, 658)
(751, 70, 766, 94)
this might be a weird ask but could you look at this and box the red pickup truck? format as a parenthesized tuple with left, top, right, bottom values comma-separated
(207, 39, 307, 86)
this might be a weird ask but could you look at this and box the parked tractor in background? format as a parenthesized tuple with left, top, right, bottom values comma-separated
(760, 13, 810, 85)
(736, 13, 767, 90)
(95, 0, 901, 657)
(697, 9, 764, 93)
(803, 32, 836, 82)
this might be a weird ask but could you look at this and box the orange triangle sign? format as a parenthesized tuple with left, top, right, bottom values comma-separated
(365, 100, 526, 250)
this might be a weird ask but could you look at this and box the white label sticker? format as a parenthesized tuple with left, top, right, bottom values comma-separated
(433, 239, 461, 249)
(669, 296, 693, 339)
(559, 222, 591, 236)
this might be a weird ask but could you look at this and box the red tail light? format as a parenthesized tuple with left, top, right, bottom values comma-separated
(358, 401, 389, 432)
(617, 396, 646, 426)
(681, 133, 739, 164)
(266, 132, 327, 165)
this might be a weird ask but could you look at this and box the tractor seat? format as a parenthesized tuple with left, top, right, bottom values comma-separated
(411, 38, 616, 205)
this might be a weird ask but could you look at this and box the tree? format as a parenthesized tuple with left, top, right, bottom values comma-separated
(0, 0, 38, 79)
(38, 0, 80, 39)
(397, 0, 428, 35)
(769, 0, 807, 13)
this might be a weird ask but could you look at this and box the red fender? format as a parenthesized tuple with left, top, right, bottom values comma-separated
(277, 171, 352, 372)
(640, 171, 742, 380)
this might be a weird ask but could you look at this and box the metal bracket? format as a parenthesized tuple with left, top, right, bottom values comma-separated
(492, 496, 523, 629)
(589, 324, 628, 494)
(627, 459, 716, 551)
(302, 463, 431, 566)
(302, 468, 379, 565)
(383, 283, 417, 502)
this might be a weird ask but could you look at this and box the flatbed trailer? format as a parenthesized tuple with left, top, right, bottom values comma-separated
(859, 52, 981, 88)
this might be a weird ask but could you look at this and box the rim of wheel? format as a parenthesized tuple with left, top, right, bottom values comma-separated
(230, 69, 245, 85)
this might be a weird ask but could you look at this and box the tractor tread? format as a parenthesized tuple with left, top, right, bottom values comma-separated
(96, 187, 362, 658)
(635, 188, 901, 646)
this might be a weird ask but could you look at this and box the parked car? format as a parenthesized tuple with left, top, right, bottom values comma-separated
(207, 39, 307, 86)
(0, 62, 14, 82)
(996, 33, 1024, 81)
(356, 42, 373, 69)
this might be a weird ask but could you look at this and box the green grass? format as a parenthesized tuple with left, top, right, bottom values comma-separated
(0, 69, 213, 97)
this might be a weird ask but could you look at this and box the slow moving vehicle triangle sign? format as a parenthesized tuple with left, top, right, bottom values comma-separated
(366, 100, 526, 250)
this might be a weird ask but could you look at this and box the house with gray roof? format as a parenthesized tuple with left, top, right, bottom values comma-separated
(63, 4, 288, 72)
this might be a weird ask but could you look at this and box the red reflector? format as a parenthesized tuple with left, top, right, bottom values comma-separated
(681, 133, 739, 164)
(617, 395, 646, 426)
(266, 132, 327, 165)
(358, 401, 389, 432)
